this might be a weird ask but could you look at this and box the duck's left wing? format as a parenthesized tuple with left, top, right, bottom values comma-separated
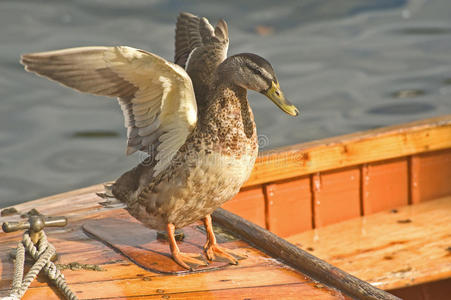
(21, 46, 197, 177)
(174, 13, 229, 103)
(174, 12, 229, 70)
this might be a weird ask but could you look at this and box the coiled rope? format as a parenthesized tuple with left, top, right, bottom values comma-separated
(1, 230, 77, 300)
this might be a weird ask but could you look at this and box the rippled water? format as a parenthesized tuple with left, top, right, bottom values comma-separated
(1, 0, 451, 207)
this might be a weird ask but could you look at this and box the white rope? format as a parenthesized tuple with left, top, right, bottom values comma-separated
(1, 231, 78, 300)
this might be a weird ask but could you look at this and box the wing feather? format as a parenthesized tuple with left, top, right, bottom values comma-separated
(174, 13, 229, 107)
(174, 12, 229, 70)
(21, 46, 197, 176)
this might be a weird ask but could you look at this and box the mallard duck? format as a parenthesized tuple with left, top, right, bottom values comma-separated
(21, 12, 299, 270)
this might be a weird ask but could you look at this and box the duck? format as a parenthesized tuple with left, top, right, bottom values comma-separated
(20, 12, 299, 270)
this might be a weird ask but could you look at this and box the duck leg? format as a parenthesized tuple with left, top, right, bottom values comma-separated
(202, 214, 239, 265)
(166, 223, 206, 270)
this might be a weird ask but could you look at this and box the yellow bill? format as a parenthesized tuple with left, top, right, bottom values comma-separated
(265, 81, 299, 116)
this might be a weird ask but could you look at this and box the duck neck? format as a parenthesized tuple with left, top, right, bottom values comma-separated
(198, 81, 257, 153)
(214, 55, 246, 88)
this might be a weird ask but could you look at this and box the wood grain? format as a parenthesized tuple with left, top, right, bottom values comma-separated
(2, 116, 451, 299)
(313, 167, 361, 227)
(83, 217, 234, 274)
(288, 196, 451, 290)
(414, 149, 451, 202)
(110, 282, 349, 300)
(212, 208, 401, 300)
(361, 158, 409, 214)
(0, 185, 344, 300)
(221, 185, 266, 227)
(1, 264, 316, 299)
(264, 176, 312, 236)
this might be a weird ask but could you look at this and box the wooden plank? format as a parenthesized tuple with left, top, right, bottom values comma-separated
(244, 115, 451, 187)
(362, 158, 409, 215)
(83, 217, 234, 274)
(0, 184, 105, 224)
(288, 196, 451, 290)
(414, 149, 451, 202)
(264, 176, 312, 236)
(409, 155, 421, 204)
(0, 208, 284, 286)
(212, 208, 401, 300)
(1, 187, 345, 300)
(110, 282, 350, 300)
(0, 239, 285, 291)
(221, 185, 266, 228)
(313, 167, 361, 227)
(2, 116, 450, 298)
(0, 229, 345, 300)
(1, 264, 314, 299)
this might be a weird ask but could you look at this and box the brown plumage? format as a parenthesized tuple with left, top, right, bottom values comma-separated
(21, 12, 299, 270)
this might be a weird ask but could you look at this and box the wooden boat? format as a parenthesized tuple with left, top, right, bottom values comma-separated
(1, 115, 450, 299)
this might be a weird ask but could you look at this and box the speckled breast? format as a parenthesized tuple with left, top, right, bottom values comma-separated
(134, 146, 257, 230)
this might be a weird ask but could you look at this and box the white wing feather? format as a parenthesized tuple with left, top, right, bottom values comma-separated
(21, 46, 197, 177)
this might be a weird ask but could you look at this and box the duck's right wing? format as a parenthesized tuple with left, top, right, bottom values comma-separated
(21, 46, 197, 177)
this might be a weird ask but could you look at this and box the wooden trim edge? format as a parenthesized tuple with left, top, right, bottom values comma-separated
(244, 115, 451, 187)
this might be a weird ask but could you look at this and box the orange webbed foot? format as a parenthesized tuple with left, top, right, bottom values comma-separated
(204, 242, 241, 265)
(166, 223, 208, 270)
(172, 251, 208, 270)
(202, 214, 245, 265)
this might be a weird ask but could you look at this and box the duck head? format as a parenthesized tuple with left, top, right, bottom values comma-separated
(220, 53, 299, 116)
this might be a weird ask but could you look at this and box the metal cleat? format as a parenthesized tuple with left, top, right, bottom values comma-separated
(2, 213, 67, 261)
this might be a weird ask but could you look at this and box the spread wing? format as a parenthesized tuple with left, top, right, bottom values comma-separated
(21, 46, 197, 177)
(175, 13, 229, 101)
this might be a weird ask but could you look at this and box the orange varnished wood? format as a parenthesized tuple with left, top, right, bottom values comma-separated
(0, 244, 308, 292)
(288, 196, 451, 290)
(413, 149, 451, 202)
(11, 265, 337, 300)
(111, 282, 349, 299)
(1, 266, 308, 299)
(361, 158, 409, 214)
(244, 115, 451, 187)
(0, 184, 106, 224)
(0, 240, 280, 290)
(1, 248, 322, 299)
(312, 167, 361, 227)
(2, 116, 451, 298)
(264, 176, 312, 236)
(409, 155, 421, 204)
(0, 186, 344, 299)
(221, 185, 266, 228)
(0, 211, 284, 284)
(83, 215, 233, 274)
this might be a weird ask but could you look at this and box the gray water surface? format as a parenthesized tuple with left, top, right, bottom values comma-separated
(1, 0, 451, 207)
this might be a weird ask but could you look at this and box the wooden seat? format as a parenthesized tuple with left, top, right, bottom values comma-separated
(287, 196, 451, 297)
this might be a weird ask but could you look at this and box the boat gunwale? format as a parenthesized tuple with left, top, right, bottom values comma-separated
(244, 114, 451, 187)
